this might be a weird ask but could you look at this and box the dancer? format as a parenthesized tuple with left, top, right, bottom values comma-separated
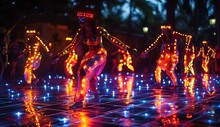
(140, 25, 192, 88)
(53, 8, 136, 108)
(196, 40, 216, 74)
(196, 40, 216, 92)
(117, 49, 134, 72)
(23, 29, 52, 85)
(183, 44, 195, 77)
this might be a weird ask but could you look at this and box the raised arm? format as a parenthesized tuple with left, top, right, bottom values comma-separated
(143, 34, 163, 54)
(36, 36, 50, 53)
(196, 47, 203, 58)
(97, 26, 130, 50)
(57, 28, 82, 57)
(208, 46, 216, 58)
(173, 31, 192, 47)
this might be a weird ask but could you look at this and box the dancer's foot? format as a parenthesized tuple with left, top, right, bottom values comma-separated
(70, 101, 83, 108)
(154, 84, 162, 89)
(172, 85, 177, 90)
(32, 78, 39, 85)
(92, 93, 101, 102)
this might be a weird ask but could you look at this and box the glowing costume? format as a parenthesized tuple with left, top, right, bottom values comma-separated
(24, 30, 51, 85)
(184, 45, 195, 76)
(196, 40, 216, 94)
(141, 25, 192, 87)
(196, 40, 216, 73)
(117, 49, 134, 72)
(54, 10, 134, 106)
(64, 50, 78, 77)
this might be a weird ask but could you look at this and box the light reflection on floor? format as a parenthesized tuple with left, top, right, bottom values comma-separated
(0, 73, 220, 126)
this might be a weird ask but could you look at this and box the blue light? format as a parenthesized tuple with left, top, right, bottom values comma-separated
(207, 119, 213, 124)
(132, 91, 135, 97)
(138, 86, 141, 90)
(100, 74, 104, 77)
(61, 118, 69, 123)
(123, 110, 129, 118)
(152, 106, 156, 109)
(43, 96, 46, 101)
(44, 85, 47, 90)
(16, 112, 22, 117)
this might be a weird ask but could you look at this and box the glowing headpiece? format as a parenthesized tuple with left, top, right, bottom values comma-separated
(77, 11, 94, 24)
(161, 25, 171, 29)
(26, 30, 36, 34)
(202, 40, 208, 44)
(77, 11, 94, 19)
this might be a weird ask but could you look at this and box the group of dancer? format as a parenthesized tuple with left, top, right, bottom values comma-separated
(21, 8, 216, 108)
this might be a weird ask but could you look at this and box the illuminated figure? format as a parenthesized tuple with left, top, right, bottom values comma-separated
(140, 25, 192, 88)
(64, 50, 78, 77)
(53, 9, 135, 108)
(24, 30, 52, 85)
(184, 45, 195, 76)
(196, 40, 216, 74)
(117, 49, 134, 72)
(196, 40, 216, 94)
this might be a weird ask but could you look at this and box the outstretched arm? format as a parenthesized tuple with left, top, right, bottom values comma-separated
(51, 29, 82, 64)
(173, 31, 192, 47)
(208, 46, 216, 58)
(97, 26, 130, 50)
(36, 36, 50, 53)
(57, 28, 82, 57)
(140, 34, 163, 58)
(196, 48, 203, 58)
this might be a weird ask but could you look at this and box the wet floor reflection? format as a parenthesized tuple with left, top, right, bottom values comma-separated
(0, 73, 220, 126)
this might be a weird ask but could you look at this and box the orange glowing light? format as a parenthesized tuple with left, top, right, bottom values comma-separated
(184, 45, 195, 76)
(117, 49, 134, 72)
(117, 75, 134, 104)
(64, 51, 78, 77)
(24, 36, 51, 85)
(24, 89, 52, 126)
(141, 27, 192, 87)
(161, 25, 171, 29)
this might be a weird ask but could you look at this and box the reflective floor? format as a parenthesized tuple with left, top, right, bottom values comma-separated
(0, 73, 220, 127)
